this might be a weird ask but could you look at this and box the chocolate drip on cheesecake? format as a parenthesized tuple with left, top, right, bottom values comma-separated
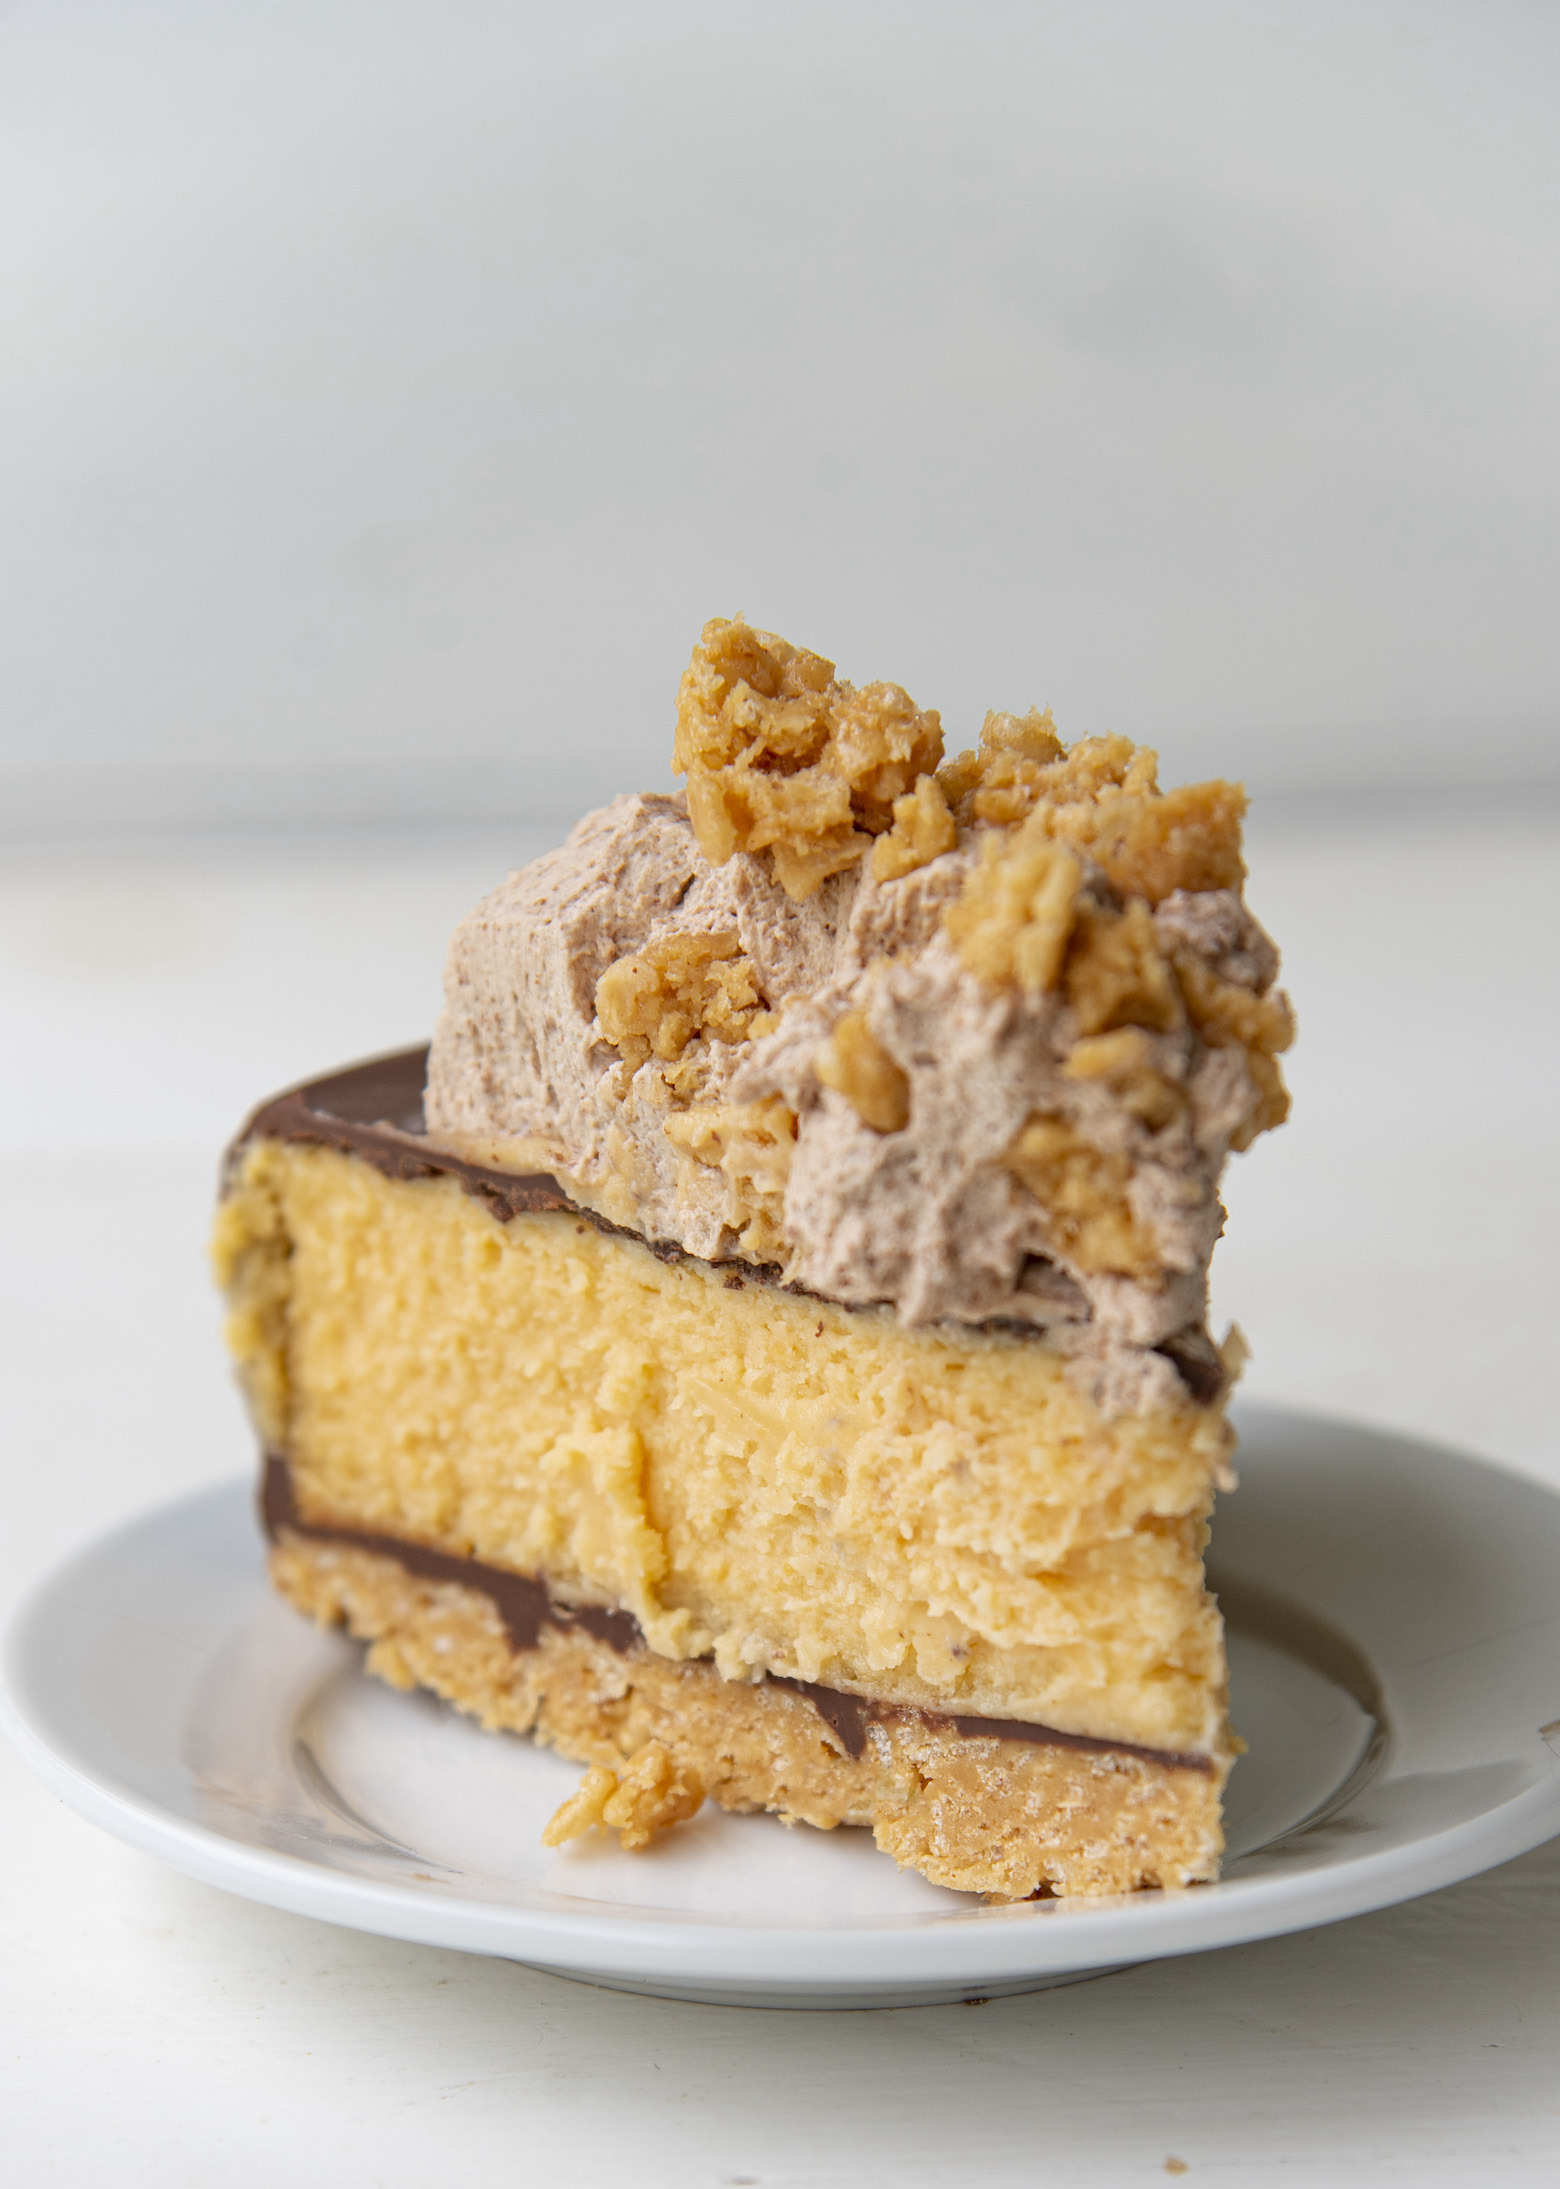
(261, 1451, 1212, 1774)
(233, 1049, 1225, 1399)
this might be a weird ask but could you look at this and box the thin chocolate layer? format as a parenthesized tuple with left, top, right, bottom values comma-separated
(238, 1047, 582, 1230)
(232, 1048, 1222, 1397)
(235, 1046, 773, 1270)
(261, 1454, 639, 1652)
(262, 1453, 1211, 1773)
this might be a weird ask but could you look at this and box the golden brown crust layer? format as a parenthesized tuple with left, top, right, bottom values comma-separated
(273, 1533, 1226, 1899)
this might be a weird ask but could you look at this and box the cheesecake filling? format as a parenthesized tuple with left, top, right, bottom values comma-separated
(218, 1069, 1236, 1759)
(262, 1453, 1212, 1773)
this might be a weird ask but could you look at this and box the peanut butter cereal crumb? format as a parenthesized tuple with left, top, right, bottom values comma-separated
(674, 616, 943, 900)
(1173, 953, 1295, 1058)
(816, 1010, 911, 1133)
(1061, 778, 1247, 905)
(1230, 1048, 1291, 1150)
(1006, 1113, 1161, 1277)
(606, 1741, 706, 1849)
(939, 708, 1245, 906)
(1171, 951, 1294, 1150)
(1065, 900, 1184, 1037)
(1063, 1028, 1185, 1131)
(936, 710, 1065, 826)
(871, 772, 958, 881)
(932, 743, 985, 815)
(543, 1743, 705, 1852)
(663, 1095, 796, 1258)
(1045, 734, 1159, 807)
(944, 832, 1083, 997)
(596, 930, 769, 1069)
(955, 709, 1069, 826)
(1220, 1324, 1252, 1382)
(542, 1763, 619, 1847)
(981, 707, 1067, 766)
(940, 723, 1144, 830)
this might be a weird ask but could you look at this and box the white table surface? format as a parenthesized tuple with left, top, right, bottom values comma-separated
(3, 803, 1559, 2186)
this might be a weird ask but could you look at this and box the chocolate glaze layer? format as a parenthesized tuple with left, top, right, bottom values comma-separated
(239, 1047, 578, 1227)
(233, 1047, 1220, 1395)
(262, 1452, 1211, 1773)
(235, 1046, 772, 1269)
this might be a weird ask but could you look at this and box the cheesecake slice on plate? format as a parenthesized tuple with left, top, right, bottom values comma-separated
(214, 616, 1292, 1899)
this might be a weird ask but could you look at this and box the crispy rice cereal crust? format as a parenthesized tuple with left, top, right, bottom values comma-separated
(273, 1534, 1225, 1899)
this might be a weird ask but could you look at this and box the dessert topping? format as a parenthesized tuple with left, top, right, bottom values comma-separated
(870, 771, 959, 881)
(675, 616, 944, 900)
(815, 1009, 912, 1134)
(661, 1096, 796, 1262)
(1005, 1114, 1162, 1279)
(944, 833, 1083, 996)
(595, 929, 773, 1068)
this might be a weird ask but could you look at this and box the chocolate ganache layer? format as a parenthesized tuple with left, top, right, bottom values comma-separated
(237, 1046, 582, 1227)
(233, 1048, 1222, 1397)
(261, 1454, 1212, 1773)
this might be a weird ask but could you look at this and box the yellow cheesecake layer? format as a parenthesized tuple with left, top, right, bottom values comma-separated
(216, 1136, 1234, 1761)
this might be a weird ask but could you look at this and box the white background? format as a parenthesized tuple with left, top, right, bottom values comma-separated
(3, 5, 1560, 2182)
(3, 0, 1560, 826)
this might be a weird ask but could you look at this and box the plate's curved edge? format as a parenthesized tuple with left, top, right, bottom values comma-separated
(1230, 1394, 1560, 1494)
(7, 1618, 1560, 1991)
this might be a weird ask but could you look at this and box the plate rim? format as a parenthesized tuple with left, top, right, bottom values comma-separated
(5, 1401, 1560, 1996)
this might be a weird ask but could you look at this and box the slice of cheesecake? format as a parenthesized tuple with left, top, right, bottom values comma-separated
(213, 616, 1291, 1899)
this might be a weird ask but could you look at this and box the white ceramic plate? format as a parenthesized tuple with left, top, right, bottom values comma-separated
(5, 1402, 1560, 2008)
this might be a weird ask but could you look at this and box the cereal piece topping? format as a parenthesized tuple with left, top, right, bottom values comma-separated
(1005, 1114, 1161, 1277)
(871, 772, 958, 882)
(1173, 954, 1295, 1058)
(1172, 953, 1294, 1148)
(943, 834, 1083, 997)
(939, 707, 1246, 906)
(816, 1010, 911, 1133)
(1064, 899, 1183, 1036)
(1062, 1029, 1185, 1131)
(674, 616, 944, 900)
(596, 930, 771, 1069)
(937, 710, 1067, 826)
(1066, 778, 1247, 905)
(1231, 1049, 1291, 1149)
(662, 1096, 797, 1260)
(940, 722, 1147, 828)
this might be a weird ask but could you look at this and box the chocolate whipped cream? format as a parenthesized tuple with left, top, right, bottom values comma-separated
(425, 790, 1283, 1414)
